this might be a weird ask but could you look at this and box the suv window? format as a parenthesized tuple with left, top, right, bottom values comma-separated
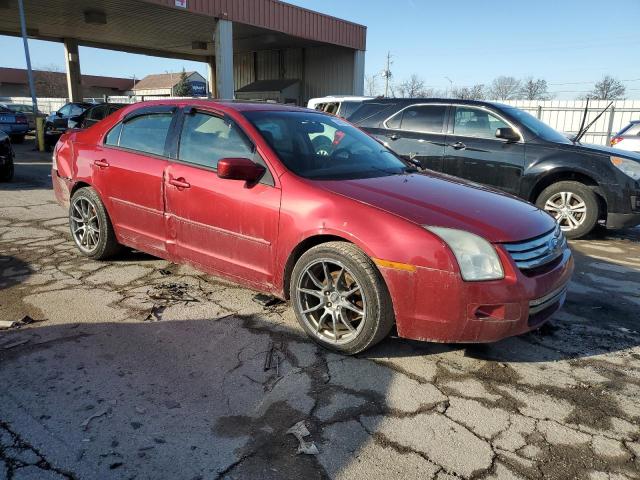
(58, 105, 72, 116)
(108, 113, 173, 156)
(87, 105, 107, 120)
(69, 104, 85, 116)
(178, 112, 254, 169)
(392, 105, 446, 133)
(453, 107, 508, 139)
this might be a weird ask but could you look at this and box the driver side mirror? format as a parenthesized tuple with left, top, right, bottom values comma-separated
(55, 111, 63, 117)
(217, 158, 265, 184)
(495, 127, 520, 142)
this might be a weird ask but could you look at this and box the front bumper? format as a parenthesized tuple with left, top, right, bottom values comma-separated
(381, 247, 574, 343)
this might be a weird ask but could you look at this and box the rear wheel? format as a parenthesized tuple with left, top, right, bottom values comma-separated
(536, 181, 599, 239)
(290, 242, 394, 355)
(69, 187, 122, 259)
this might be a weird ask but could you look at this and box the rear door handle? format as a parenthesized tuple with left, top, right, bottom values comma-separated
(169, 177, 190, 189)
(94, 159, 109, 168)
(451, 141, 466, 150)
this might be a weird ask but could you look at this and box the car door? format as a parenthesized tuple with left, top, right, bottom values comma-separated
(52, 104, 72, 131)
(90, 106, 176, 256)
(443, 106, 525, 195)
(164, 107, 281, 288)
(377, 104, 448, 171)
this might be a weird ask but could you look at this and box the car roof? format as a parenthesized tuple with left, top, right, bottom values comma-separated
(122, 99, 313, 114)
(358, 97, 513, 109)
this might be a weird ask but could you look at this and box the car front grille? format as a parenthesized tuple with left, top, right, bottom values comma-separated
(502, 225, 566, 271)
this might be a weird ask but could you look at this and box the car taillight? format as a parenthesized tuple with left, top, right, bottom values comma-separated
(611, 136, 623, 146)
(16, 116, 27, 124)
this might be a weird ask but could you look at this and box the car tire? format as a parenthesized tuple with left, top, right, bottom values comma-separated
(69, 187, 122, 260)
(536, 181, 599, 239)
(0, 155, 14, 182)
(10, 135, 25, 144)
(290, 241, 395, 355)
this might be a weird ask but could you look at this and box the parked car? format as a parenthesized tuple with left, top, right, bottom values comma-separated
(0, 130, 14, 181)
(349, 98, 640, 239)
(52, 100, 573, 354)
(0, 106, 29, 143)
(611, 121, 640, 153)
(307, 96, 372, 118)
(0, 103, 47, 131)
(69, 103, 127, 130)
(44, 102, 93, 148)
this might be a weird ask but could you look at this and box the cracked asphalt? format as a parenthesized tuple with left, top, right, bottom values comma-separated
(1, 139, 639, 480)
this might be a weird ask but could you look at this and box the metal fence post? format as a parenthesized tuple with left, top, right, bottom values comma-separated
(537, 105, 542, 119)
(605, 106, 616, 145)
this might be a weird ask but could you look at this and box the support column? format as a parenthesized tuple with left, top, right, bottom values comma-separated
(63, 38, 82, 102)
(207, 56, 216, 97)
(214, 19, 234, 99)
(352, 50, 365, 96)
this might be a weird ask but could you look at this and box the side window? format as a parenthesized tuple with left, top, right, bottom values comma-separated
(399, 106, 446, 133)
(87, 105, 107, 121)
(454, 107, 508, 139)
(104, 123, 123, 146)
(117, 113, 173, 156)
(58, 105, 71, 116)
(386, 111, 402, 129)
(178, 112, 254, 169)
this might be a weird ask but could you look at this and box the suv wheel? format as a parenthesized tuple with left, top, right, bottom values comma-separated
(536, 181, 599, 239)
(69, 187, 122, 259)
(290, 241, 394, 355)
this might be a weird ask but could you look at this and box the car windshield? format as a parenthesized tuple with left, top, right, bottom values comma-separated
(244, 110, 410, 180)
(503, 107, 572, 144)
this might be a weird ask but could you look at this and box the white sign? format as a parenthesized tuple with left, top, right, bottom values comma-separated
(175, 0, 187, 8)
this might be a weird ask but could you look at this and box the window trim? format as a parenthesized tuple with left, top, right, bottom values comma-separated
(382, 103, 449, 135)
(449, 104, 524, 143)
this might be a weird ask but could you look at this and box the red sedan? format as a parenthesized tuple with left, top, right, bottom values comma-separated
(52, 100, 573, 354)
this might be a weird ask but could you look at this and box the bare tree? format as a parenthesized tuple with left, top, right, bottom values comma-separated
(488, 76, 521, 100)
(520, 77, 551, 100)
(365, 74, 379, 97)
(451, 84, 486, 100)
(34, 64, 67, 98)
(586, 76, 626, 100)
(395, 74, 431, 98)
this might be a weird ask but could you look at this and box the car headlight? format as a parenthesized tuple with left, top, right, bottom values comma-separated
(611, 156, 640, 181)
(425, 227, 504, 281)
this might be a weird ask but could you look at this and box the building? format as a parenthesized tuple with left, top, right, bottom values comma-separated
(1, 0, 366, 105)
(130, 71, 208, 97)
(0, 67, 134, 98)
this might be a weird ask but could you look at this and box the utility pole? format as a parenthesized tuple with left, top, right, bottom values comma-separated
(381, 51, 393, 98)
(17, 0, 44, 151)
(445, 76, 453, 98)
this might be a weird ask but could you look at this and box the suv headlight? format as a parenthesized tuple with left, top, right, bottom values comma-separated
(425, 227, 504, 281)
(611, 156, 640, 181)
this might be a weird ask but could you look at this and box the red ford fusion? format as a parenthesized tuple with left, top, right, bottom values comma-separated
(52, 100, 573, 354)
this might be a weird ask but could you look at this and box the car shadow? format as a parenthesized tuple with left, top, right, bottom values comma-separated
(0, 255, 32, 291)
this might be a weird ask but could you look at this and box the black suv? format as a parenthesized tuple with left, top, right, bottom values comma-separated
(44, 102, 93, 148)
(349, 99, 640, 238)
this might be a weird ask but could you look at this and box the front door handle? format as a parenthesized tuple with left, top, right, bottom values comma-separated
(451, 141, 466, 150)
(169, 177, 190, 189)
(94, 159, 109, 168)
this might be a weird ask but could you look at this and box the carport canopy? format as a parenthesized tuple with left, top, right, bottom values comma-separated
(0, 0, 366, 101)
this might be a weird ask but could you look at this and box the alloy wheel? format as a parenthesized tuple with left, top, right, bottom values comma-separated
(70, 197, 101, 253)
(295, 259, 367, 344)
(544, 191, 587, 232)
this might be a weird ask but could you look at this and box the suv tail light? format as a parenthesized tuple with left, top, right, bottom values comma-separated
(610, 136, 623, 146)
(15, 115, 27, 124)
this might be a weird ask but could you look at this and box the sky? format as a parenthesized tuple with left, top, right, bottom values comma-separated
(1, 0, 639, 99)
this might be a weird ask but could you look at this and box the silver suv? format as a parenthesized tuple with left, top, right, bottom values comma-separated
(611, 121, 640, 153)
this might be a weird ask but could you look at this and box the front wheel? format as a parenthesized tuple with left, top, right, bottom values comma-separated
(69, 187, 122, 259)
(536, 181, 599, 239)
(290, 242, 395, 355)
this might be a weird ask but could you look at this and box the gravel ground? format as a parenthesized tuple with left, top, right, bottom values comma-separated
(0, 140, 639, 480)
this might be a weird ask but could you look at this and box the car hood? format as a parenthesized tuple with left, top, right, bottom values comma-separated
(316, 173, 556, 243)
